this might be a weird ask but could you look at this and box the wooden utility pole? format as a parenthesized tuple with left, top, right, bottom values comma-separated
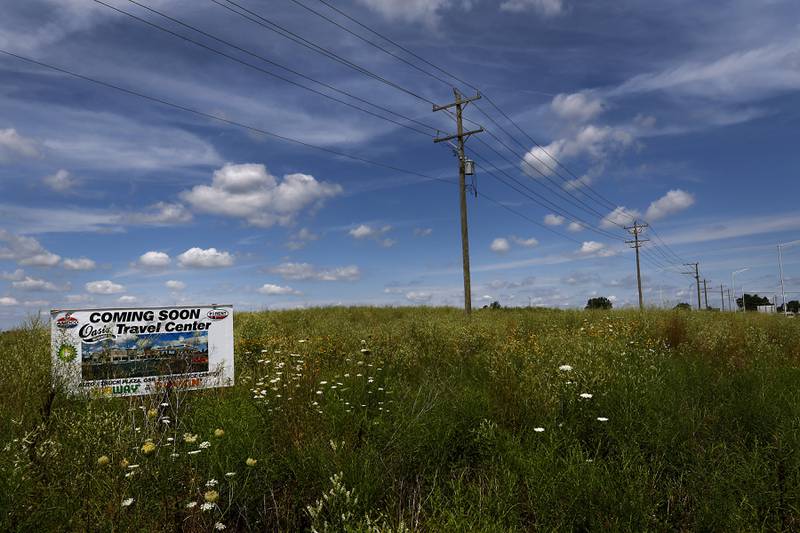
(683, 262, 701, 310)
(720, 284, 725, 312)
(702, 279, 709, 309)
(433, 89, 483, 314)
(625, 221, 649, 310)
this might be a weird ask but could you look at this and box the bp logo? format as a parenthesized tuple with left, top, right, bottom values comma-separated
(57, 343, 77, 363)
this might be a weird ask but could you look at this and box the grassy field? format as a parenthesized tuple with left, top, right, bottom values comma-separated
(2, 307, 800, 531)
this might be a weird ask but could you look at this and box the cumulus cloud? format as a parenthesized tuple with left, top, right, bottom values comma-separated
(551, 91, 605, 122)
(579, 241, 606, 254)
(405, 291, 433, 303)
(0, 230, 60, 266)
(125, 202, 193, 225)
(177, 247, 233, 268)
(0, 296, 19, 306)
(62, 257, 96, 270)
(86, 280, 125, 294)
(257, 283, 301, 296)
(349, 224, 395, 247)
(181, 163, 342, 227)
(118, 295, 137, 303)
(12, 276, 60, 291)
(0, 128, 39, 161)
(490, 237, 511, 254)
(567, 221, 583, 232)
(286, 228, 318, 250)
(165, 280, 186, 291)
(269, 262, 360, 282)
(601, 206, 640, 229)
(355, 0, 452, 26)
(138, 251, 171, 268)
(500, 0, 564, 17)
(544, 214, 565, 226)
(645, 189, 695, 221)
(511, 236, 539, 247)
(43, 169, 78, 192)
(522, 125, 634, 177)
(0, 269, 25, 281)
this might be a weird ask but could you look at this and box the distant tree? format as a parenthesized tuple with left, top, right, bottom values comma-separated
(777, 300, 800, 313)
(674, 302, 692, 311)
(489, 301, 502, 310)
(736, 293, 771, 311)
(585, 297, 612, 310)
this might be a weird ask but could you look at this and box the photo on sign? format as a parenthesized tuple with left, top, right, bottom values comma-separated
(81, 331, 209, 380)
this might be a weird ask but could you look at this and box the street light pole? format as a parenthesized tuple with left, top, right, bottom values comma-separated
(779, 244, 786, 314)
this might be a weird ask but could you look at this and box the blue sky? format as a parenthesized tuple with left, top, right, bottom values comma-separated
(1, 0, 800, 327)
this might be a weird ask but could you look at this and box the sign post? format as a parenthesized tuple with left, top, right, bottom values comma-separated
(51, 304, 234, 397)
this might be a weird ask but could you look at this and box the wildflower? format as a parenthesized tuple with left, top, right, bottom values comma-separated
(186, 501, 197, 509)
(579, 393, 593, 399)
(119, 458, 129, 468)
(225, 472, 236, 478)
(246, 457, 257, 467)
(183, 433, 198, 444)
(319, 381, 328, 385)
(214, 428, 225, 438)
(147, 408, 158, 419)
(558, 364, 573, 372)
(121, 497, 135, 507)
(534, 427, 545, 432)
(204, 490, 219, 503)
(187, 450, 201, 455)
(597, 417, 609, 422)
(215, 523, 227, 530)
(201, 502, 215, 512)
(141, 441, 157, 455)
(170, 453, 180, 458)
(206, 479, 218, 487)
(127, 464, 140, 469)
(298, 339, 307, 343)
(199, 441, 211, 449)
(97, 455, 110, 466)
(160, 402, 170, 407)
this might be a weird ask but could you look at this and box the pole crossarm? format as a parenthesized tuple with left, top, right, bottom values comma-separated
(432, 91, 482, 112)
(434, 127, 484, 144)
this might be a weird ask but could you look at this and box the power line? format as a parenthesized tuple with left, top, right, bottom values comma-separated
(93, 0, 438, 137)
(0, 48, 457, 187)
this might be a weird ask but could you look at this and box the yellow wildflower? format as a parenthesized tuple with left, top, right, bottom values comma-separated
(245, 457, 257, 467)
(214, 428, 225, 438)
(141, 441, 157, 455)
(97, 455, 110, 466)
(120, 458, 129, 468)
(204, 490, 219, 503)
(147, 408, 158, 419)
(183, 433, 198, 444)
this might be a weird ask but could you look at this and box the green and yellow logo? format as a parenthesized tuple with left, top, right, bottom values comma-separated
(57, 343, 77, 363)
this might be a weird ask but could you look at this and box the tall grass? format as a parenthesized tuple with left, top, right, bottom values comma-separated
(1, 308, 799, 531)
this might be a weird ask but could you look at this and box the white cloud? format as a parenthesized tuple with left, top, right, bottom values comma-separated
(567, 222, 583, 232)
(551, 92, 605, 122)
(270, 262, 361, 282)
(19, 252, 61, 267)
(177, 248, 233, 268)
(644, 189, 695, 221)
(544, 214, 565, 226)
(523, 125, 634, 177)
(138, 251, 171, 268)
(118, 295, 138, 303)
(165, 280, 186, 291)
(355, 0, 452, 26)
(0, 269, 25, 281)
(414, 227, 433, 237)
(257, 283, 301, 296)
(62, 257, 96, 270)
(0, 128, 39, 161)
(579, 241, 606, 254)
(286, 228, 319, 250)
(181, 163, 342, 227)
(490, 237, 511, 254)
(0, 296, 19, 306)
(43, 169, 78, 192)
(500, 0, 564, 17)
(349, 224, 394, 246)
(86, 280, 125, 294)
(12, 276, 60, 291)
(126, 202, 192, 225)
(405, 291, 433, 303)
(601, 206, 640, 229)
(511, 236, 539, 248)
(0, 230, 60, 266)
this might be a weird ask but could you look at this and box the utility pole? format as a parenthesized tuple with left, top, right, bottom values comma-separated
(720, 284, 725, 312)
(727, 288, 732, 311)
(683, 262, 701, 310)
(625, 221, 649, 310)
(433, 89, 483, 315)
(702, 279, 709, 310)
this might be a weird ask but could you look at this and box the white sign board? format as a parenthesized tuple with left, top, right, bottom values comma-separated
(50, 304, 234, 397)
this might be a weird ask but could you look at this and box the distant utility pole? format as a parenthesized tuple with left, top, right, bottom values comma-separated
(720, 284, 725, 312)
(702, 279, 709, 309)
(684, 262, 701, 310)
(433, 88, 483, 315)
(625, 221, 649, 310)
(727, 288, 733, 311)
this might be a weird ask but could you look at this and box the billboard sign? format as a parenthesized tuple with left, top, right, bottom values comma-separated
(51, 304, 234, 397)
